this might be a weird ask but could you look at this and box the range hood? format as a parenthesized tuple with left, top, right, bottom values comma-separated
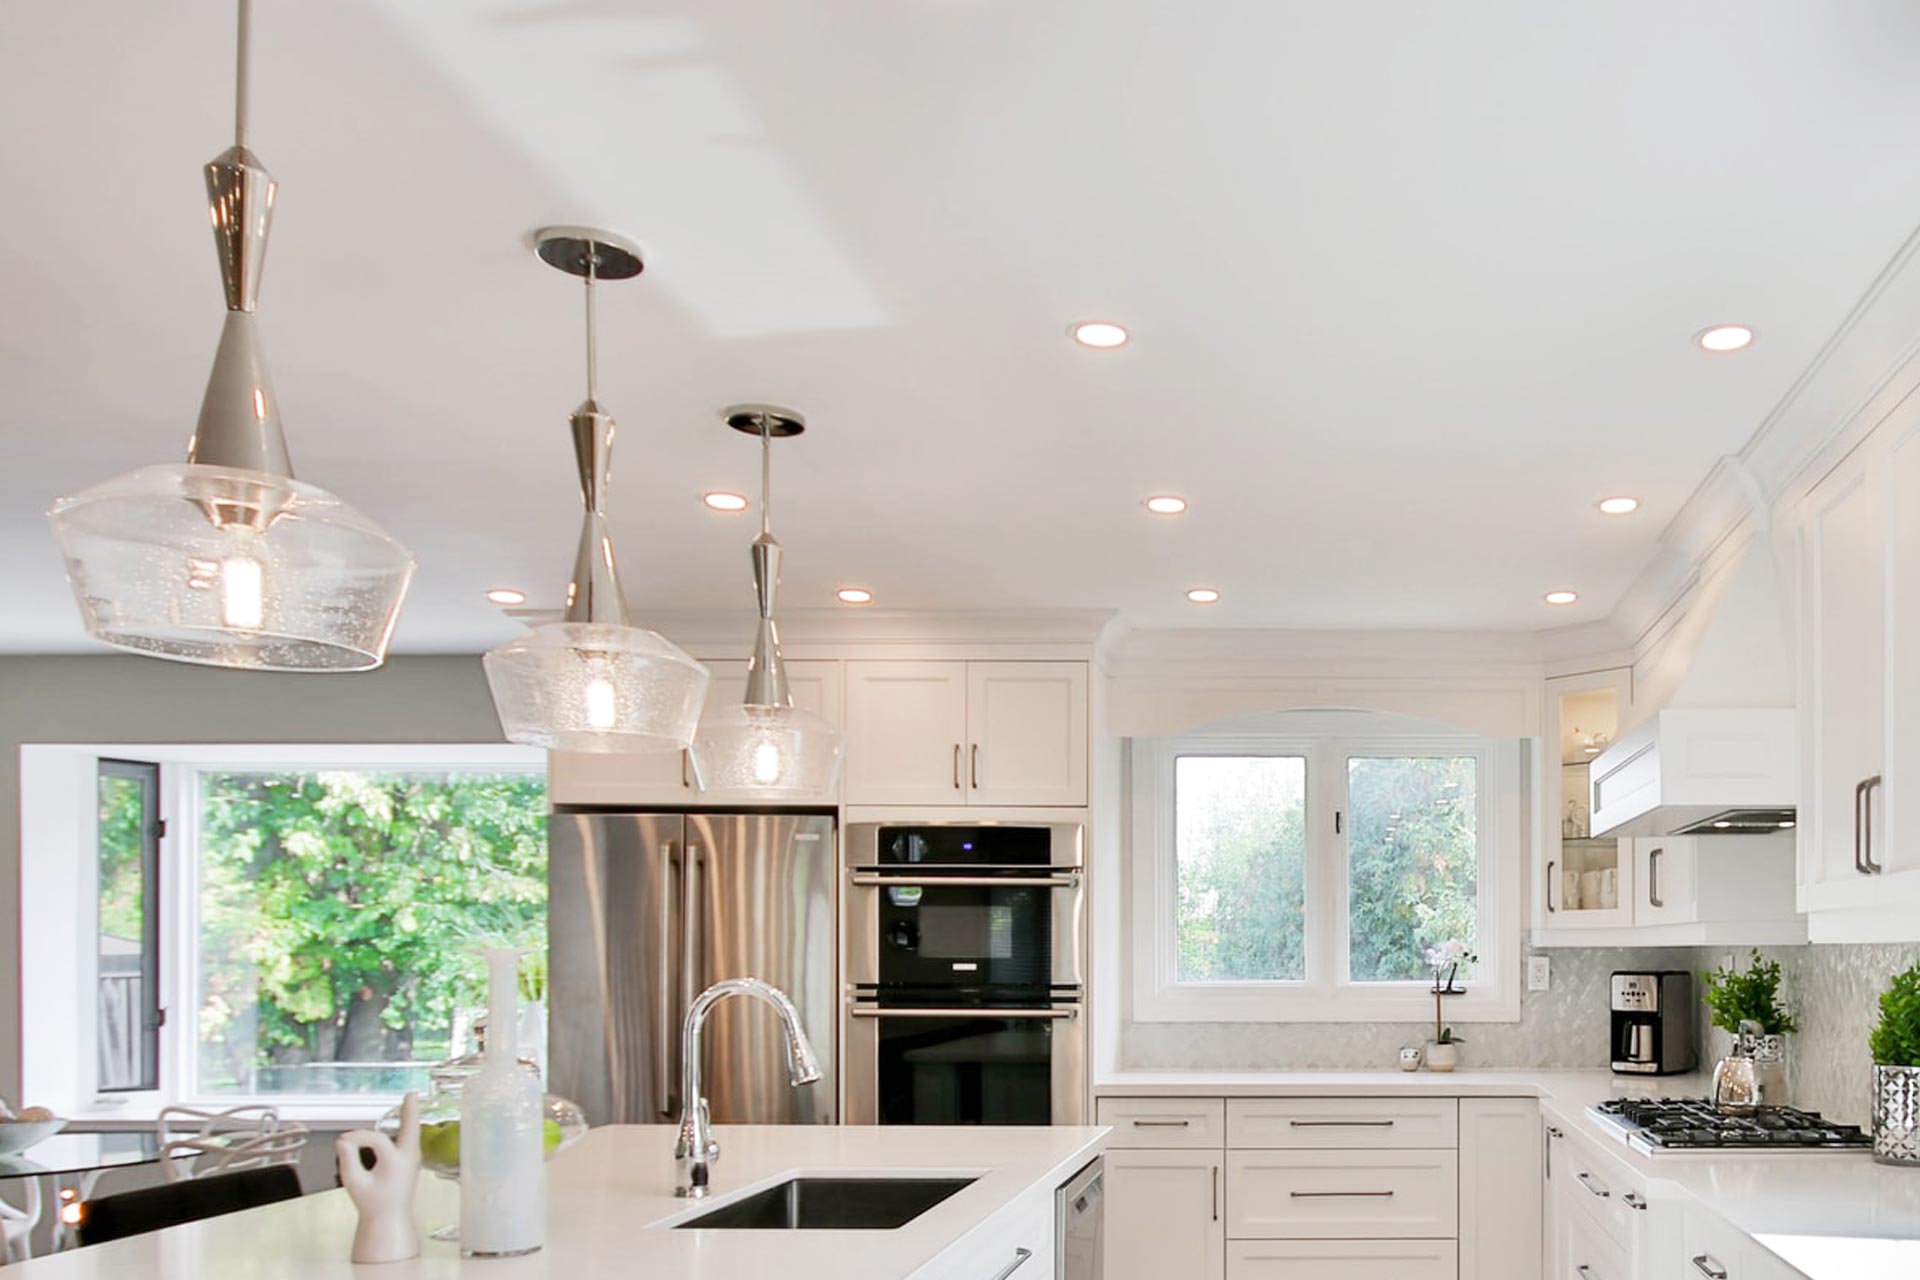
(1588, 540, 1798, 839)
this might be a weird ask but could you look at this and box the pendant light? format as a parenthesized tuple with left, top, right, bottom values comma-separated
(689, 406, 845, 795)
(482, 229, 709, 753)
(46, 0, 414, 671)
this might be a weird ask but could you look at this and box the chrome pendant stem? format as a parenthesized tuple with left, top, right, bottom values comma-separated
(741, 415, 793, 708)
(191, 0, 291, 479)
(557, 238, 633, 627)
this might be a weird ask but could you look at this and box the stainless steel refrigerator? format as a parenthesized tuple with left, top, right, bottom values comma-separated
(547, 811, 837, 1126)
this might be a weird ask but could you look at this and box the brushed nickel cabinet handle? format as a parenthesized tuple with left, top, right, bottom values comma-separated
(1545, 1126, 1565, 1138)
(1289, 1119, 1394, 1128)
(1623, 1191, 1647, 1210)
(681, 750, 691, 789)
(1647, 846, 1664, 908)
(988, 1247, 1033, 1280)
(953, 743, 962, 789)
(1864, 775, 1884, 873)
(1691, 1255, 1729, 1280)
(1855, 778, 1870, 874)
(1128, 1119, 1192, 1128)
(1546, 859, 1557, 913)
(1575, 1169, 1610, 1198)
(1211, 1165, 1219, 1221)
(971, 743, 980, 789)
(1289, 1190, 1396, 1198)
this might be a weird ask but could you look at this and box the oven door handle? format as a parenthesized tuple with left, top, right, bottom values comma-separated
(849, 872, 1081, 889)
(848, 1006, 1079, 1020)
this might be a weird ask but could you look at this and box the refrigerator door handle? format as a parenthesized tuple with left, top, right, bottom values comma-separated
(658, 840, 680, 1119)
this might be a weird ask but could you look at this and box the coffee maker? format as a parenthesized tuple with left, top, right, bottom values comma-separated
(1610, 971, 1695, 1075)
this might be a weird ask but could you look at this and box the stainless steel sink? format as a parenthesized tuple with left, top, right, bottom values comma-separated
(674, 1176, 976, 1230)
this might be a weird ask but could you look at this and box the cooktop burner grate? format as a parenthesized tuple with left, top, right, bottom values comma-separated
(1591, 1098, 1871, 1150)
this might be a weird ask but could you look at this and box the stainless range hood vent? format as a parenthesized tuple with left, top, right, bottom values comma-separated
(1672, 807, 1797, 836)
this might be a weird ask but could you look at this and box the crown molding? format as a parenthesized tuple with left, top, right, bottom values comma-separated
(1605, 210, 1920, 655)
(504, 605, 1115, 655)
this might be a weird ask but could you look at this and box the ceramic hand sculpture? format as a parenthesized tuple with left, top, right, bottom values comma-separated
(337, 1091, 423, 1264)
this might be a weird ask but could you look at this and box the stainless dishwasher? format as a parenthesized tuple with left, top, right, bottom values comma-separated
(1055, 1157, 1104, 1280)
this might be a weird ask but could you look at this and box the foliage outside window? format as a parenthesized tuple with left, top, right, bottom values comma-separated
(97, 760, 160, 1091)
(195, 769, 547, 1097)
(1136, 729, 1517, 1023)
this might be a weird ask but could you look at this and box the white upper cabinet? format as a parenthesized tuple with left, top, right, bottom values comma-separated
(1537, 670, 1636, 935)
(548, 659, 844, 807)
(965, 661, 1089, 806)
(845, 660, 1088, 807)
(843, 661, 971, 805)
(1794, 407, 1920, 938)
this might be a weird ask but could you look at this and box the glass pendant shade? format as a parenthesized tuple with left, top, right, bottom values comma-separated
(47, 462, 413, 671)
(690, 702, 846, 796)
(44, 3, 414, 672)
(688, 406, 845, 796)
(482, 621, 707, 753)
(482, 228, 709, 754)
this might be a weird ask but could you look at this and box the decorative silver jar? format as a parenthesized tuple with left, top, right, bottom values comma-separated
(1738, 1026, 1789, 1106)
(1872, 1064, 1920, 1166)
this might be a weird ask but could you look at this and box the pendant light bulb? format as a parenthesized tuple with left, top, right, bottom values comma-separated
(689, 406, 846, 797)
(483, 228, 709, 754)
(44, 0, 413, 671)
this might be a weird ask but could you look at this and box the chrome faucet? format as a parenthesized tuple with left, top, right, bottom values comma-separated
(675, 977, 821, 1198)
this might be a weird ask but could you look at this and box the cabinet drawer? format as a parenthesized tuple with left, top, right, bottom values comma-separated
(1557, 1131, 1641, 1249)
(1563, 1197, 1631, 1280)
(1682, 1205, 1760, 1280)
(1229, 1239, 1456, 1280)
(1098, 1096, 1226, 1148)
(1228, 1098, 1458, 1149)
(1225, 1149, 1457, 1239)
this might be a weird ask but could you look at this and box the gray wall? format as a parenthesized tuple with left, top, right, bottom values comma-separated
(1, 654, 503, 1105)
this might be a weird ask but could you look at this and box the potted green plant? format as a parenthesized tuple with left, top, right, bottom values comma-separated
(1702, 951, 1796, 1106)
(1870, 962, 1920, 1166)
(1425, 940, 1475, 1072)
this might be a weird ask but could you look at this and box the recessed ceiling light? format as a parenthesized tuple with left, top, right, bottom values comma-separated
(702, 491, 749, 512)
(836, 587, 873, 605)
(1186, 587, 1221, 605)
(1070, 321, 1129, 349)
(1544, 590, 1579, 606)
(1695, 324, 1754, 353)
(1597, 496, 1640, 516)
(1145, 495, 1188, 515)
(486, 588, 527, 606)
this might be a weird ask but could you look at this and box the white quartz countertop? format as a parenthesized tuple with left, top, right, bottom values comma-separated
(13, 1124, 1107, 1279)
(1100, 1068, 1920, 1280)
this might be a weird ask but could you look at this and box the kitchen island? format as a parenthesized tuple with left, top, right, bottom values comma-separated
(15, 1124, 1107, 1279)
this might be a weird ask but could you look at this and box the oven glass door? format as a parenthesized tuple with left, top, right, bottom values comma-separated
(872, 1011, 1059, 1125)
(875, 877, 1050, 994)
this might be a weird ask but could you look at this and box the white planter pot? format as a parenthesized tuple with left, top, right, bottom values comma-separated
(1426, 1042, 1460, 1073)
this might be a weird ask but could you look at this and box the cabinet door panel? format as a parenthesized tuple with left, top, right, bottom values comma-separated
(1632, 837, 1697, 927)
(1459, 1099, 1541, 1280)
(1882, 421, 1920, 883)
(1104, 1148, 1224, 1280)
(1805, 464, 1885, 894)
(967, 662, 1088, 806)
(844, 661, 969, 805)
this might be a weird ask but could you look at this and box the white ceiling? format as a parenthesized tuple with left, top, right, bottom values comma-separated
(8, 0, 1920, 654)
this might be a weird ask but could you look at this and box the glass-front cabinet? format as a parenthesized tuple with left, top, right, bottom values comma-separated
(1540, 670, 1636, 932)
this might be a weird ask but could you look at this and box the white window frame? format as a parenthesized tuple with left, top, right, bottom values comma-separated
(21, 743, 544, 1119)
(1130, 729, 1522, 1023)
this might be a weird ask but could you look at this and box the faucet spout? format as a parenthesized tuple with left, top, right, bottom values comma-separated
(674, 977, 820, 1198)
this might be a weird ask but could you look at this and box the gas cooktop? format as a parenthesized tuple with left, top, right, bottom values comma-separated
(1589, 1098, 1871, 1154)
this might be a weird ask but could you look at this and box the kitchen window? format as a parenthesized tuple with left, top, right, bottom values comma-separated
(1132, 724, 1520, 1022)
(20, 744, 546, 1114)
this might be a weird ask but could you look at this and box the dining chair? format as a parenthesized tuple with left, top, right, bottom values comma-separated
(0, 1178, 41, 1263)
(75, 1166, 301, 1247)
(156, 1106, 309, 1184)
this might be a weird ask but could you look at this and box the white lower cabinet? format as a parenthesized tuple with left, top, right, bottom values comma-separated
(1459, 1099, 1542, 1280)
(1678, 1204, 1803, 1280)
(1102, 1146, 1225, 1280)
(1228, 1238, 1457, 1280)
(1558, 1191, 1631, 1280)
(1225, 1148, 1458, 1239)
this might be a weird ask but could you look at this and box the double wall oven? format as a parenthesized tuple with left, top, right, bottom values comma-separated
(844, 821, 1086, 1126)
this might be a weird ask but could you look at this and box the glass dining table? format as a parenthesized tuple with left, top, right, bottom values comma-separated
(0, 1127, 213, 1253)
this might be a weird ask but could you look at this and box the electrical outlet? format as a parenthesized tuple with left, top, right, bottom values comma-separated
(1527, 955, 1551, 991)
